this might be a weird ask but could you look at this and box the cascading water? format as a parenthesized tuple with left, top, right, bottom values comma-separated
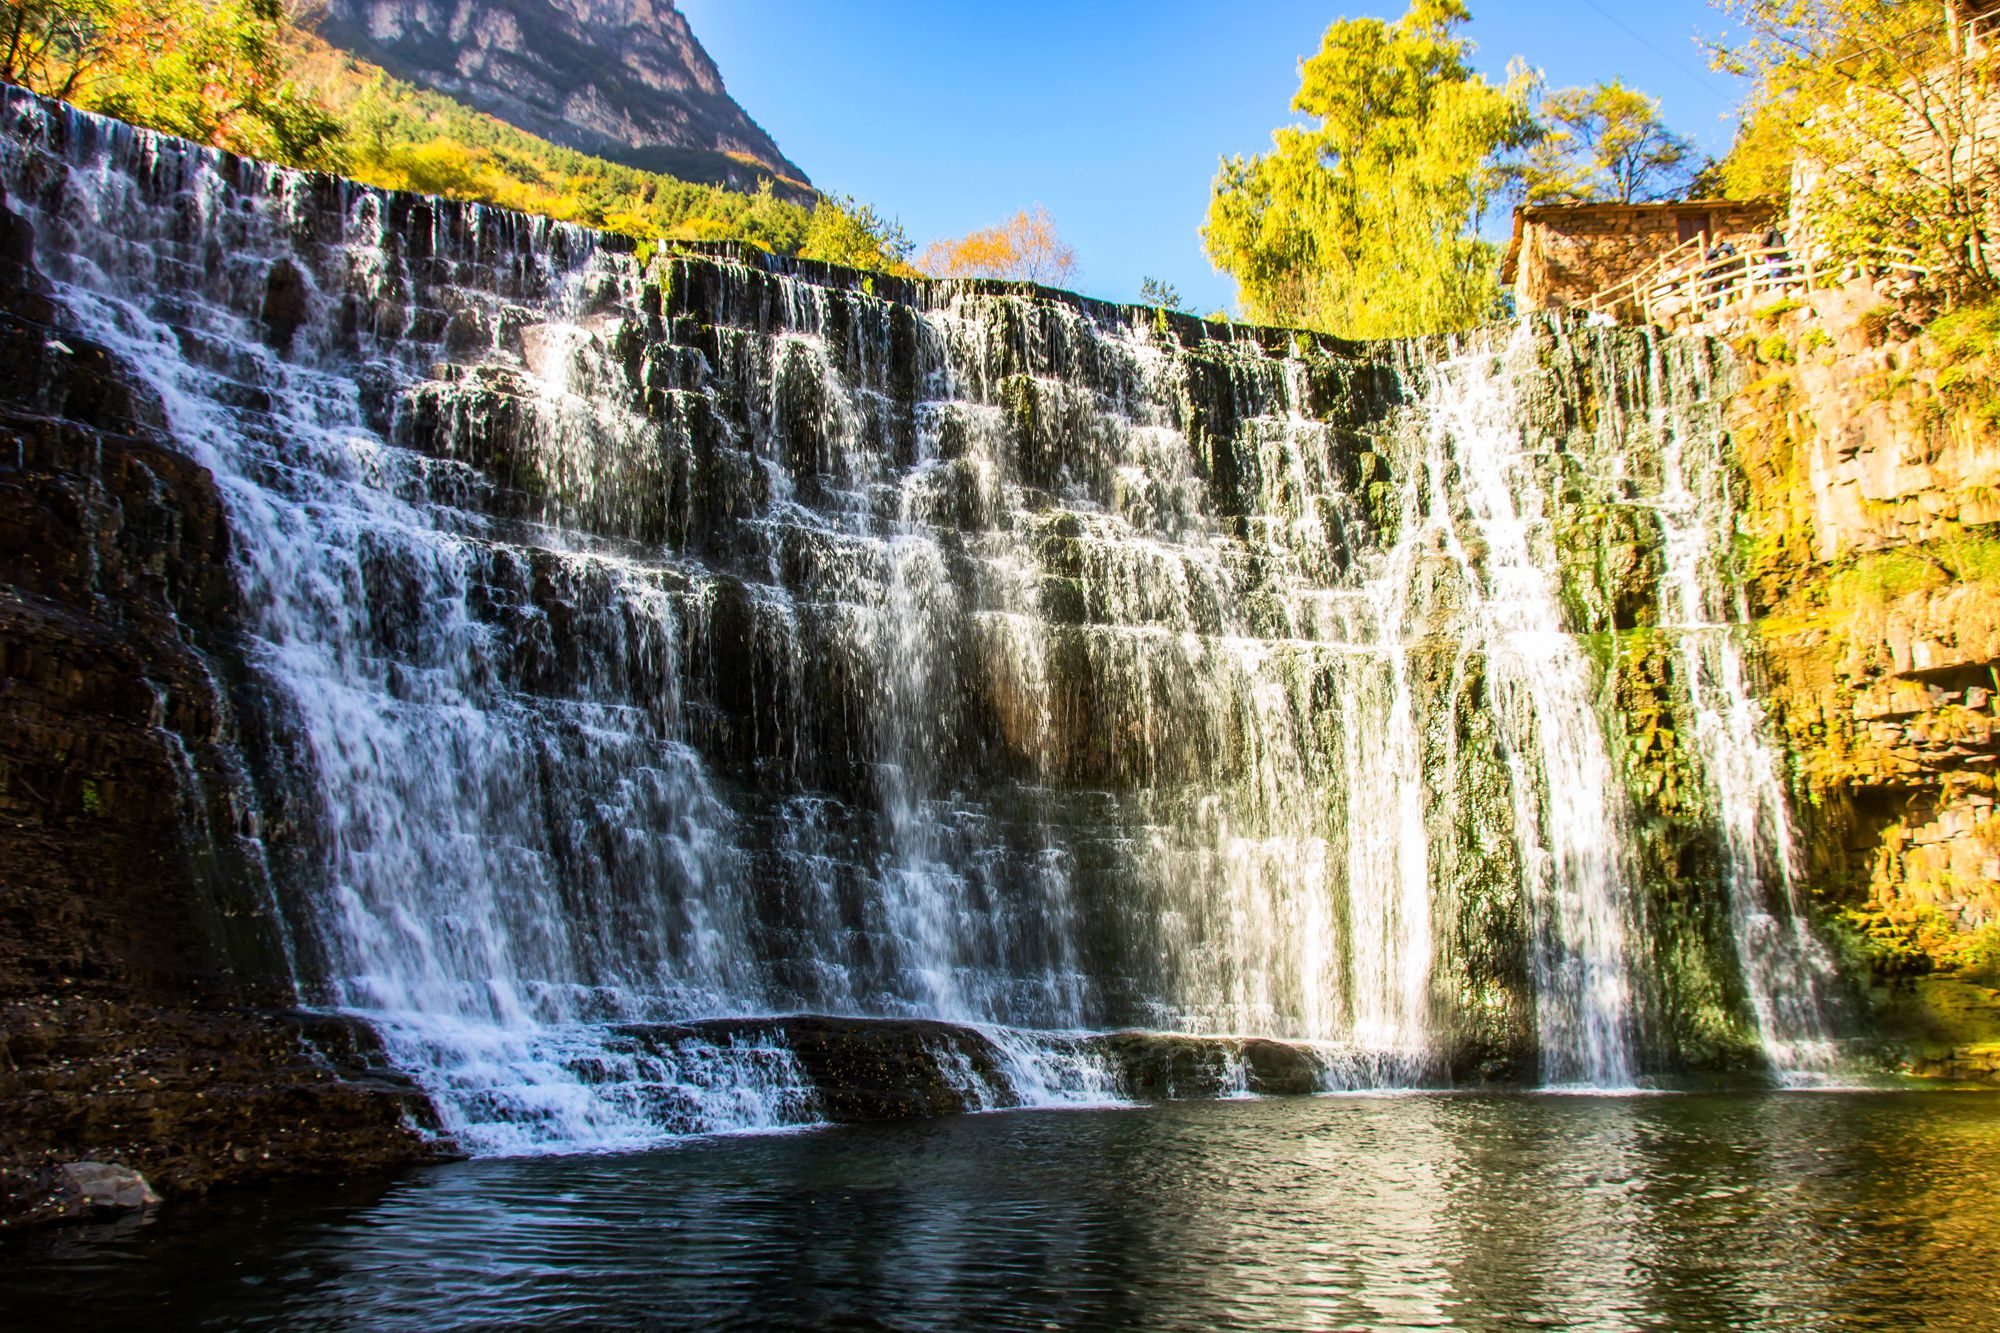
(1611, 335, 1846, 1081)
(0, 90, 1842, 1150)
(1404, 328, 1639, 1087)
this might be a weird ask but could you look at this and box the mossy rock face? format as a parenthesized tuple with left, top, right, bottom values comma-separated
(1406, 645, 1538, 1073)
(1871, 974, 2000, 1054)
(1599, 629, 1707, 823)
(1862, 969, 2000, 1083)
(1556, 503, 1667, 635)
(1628, 822, 1766, 1074)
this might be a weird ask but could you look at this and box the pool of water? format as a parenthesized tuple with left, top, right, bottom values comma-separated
(6, 1091, 1999, 1330)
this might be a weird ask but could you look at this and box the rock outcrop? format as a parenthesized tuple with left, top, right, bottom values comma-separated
(315, 0, 812, 198)
(50, 1161, 160, 1213)
(0, 178, 444, 1231)
(1728, 280, 2000, 1013)
(614, 1017, 1377, 1120)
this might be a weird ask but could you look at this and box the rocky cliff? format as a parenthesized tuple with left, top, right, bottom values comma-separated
(1727, 282, 2000, 1063)
(0, 176, 444, 1230)
(2, 87, 1972, 1229)
(315, 0, 811, 198)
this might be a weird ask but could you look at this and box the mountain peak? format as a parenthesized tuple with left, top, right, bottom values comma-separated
(316, 0, 811, 198)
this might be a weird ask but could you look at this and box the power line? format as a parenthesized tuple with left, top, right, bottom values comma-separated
(1576, 0, 1735, 99)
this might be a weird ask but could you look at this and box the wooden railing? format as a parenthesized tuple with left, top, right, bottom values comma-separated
(1576, 240, 1933, 328)
(1966, 7, 2000, 56)
(1574, 234, 1706, 322)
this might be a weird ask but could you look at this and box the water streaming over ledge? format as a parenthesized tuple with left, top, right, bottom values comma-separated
(1637, 341, 1847, 1082)
(0, 90, 1853, 1149)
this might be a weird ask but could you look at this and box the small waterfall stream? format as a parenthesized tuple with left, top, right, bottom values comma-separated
(0, 91, 1849, 1150)
(1636, 342, 1845, 1081)
(1413, 328, 1638, 1087)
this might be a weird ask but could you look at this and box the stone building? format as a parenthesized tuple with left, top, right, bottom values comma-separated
(1501, 200, 1780, 314)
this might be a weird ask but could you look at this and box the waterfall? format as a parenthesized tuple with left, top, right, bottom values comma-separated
(1405, 328, 1638, 1087)
(1632, 338, 1845, 1080)
(1, 91, 1830, 1150)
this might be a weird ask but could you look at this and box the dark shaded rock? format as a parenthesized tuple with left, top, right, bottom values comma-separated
(260, 260, 309, 351)
(0, 179, 51, 326)
(1091, 1032, 1240, 1099)
(442, 308, 491, 356)
(0, 186, 446, 1232)
(624, 1016, 1014, 1122)
(1236, 1038, 1338, 1095)
(1087, 1032, 1359, 1098)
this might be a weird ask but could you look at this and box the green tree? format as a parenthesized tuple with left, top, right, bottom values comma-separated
(1713, 0, 1998, 293)
(1521, 80, 1704, 204)
(1203, 0, 1538, 338)
(800, 194, 914, 271)
(1138, 276, 1184, 310)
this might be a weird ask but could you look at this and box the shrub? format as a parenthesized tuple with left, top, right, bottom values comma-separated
(1757, 331, 1795, 364)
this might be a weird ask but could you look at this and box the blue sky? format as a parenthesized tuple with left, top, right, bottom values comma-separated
(679, 1, 1749, 313)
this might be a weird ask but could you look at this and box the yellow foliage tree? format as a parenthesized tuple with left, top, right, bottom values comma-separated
(1203, 0, 1537, 338)
(917, 206, 1079, 287)
(4, 0, 345, 170)
(1714, 0, 2000, 293)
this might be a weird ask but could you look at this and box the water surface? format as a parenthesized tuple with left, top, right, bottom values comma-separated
(7, 1091, 1998, 1330)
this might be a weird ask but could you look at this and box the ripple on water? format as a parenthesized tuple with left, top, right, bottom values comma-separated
(6, 1091, 2000, 1331)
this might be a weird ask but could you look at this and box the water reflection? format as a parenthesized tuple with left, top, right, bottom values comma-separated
(6, 1092, 1998, 1331)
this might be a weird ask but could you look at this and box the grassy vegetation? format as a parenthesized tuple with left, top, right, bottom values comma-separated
(1835, 901, 2000, 985)
(1755, 331, 1794, 365)
(298, 46, 911, 271)
(1821, 528, 2000, 626)
(1922, 296, 2000, 364)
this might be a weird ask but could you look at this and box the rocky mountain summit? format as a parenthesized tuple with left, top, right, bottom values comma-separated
(315, 0, 811, 198)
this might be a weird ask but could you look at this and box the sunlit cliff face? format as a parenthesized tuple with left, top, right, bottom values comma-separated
(316, 0, 812, 192)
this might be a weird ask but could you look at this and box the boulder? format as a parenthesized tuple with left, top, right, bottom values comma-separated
(56, 1162, 160, 1213)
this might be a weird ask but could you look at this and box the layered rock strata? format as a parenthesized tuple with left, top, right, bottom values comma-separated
(1726, 282, 2000, 1068)
(0, 178, 442, 1230)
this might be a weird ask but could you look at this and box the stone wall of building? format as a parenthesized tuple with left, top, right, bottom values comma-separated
(1509, 202, 1779, 314)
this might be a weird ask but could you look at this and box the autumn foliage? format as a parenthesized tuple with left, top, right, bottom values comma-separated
(4, 0, 345, 169)
(917, 206, 1079, 287)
